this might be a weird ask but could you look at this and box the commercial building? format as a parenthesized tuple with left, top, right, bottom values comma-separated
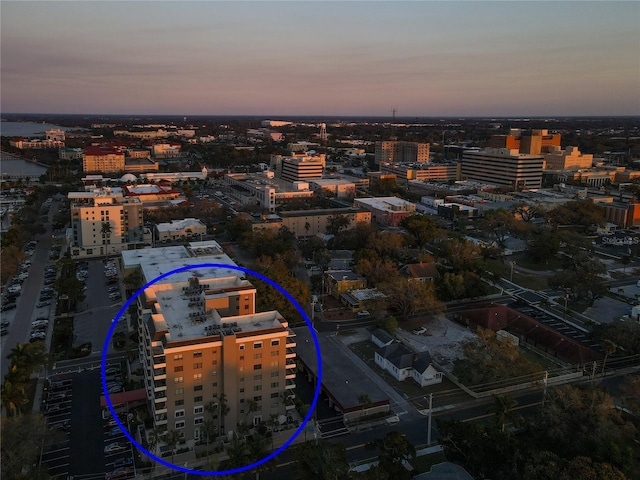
(82, 146, 125, 173)
(68, 187, 145, 258)
(353, 197, 416, 227)
(223, 173, 314, 212)
(155, 218, 206, 243)
(59, 147, 83, 161)
(461, 148, 544, 189)
(271, 153, 326, 183)
(380, 162, 460, 183)
(125, 241, 296, 450)
(489, 129, 561, 154)
(374, 141, 430, 164)
(544, 146, 593, 170)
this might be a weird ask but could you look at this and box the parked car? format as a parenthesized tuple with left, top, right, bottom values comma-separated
(106, 467, 132, 480)
(36, 301, 51, 308)
(104, 442, 127, 455)
(412, 326, 427, 335)
(113, 457, 133, 469)
(109, 292, 122, 301)
(1, 302, 17, 311)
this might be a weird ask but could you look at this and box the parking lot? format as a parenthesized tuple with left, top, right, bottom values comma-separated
(40, 364, 137, 479)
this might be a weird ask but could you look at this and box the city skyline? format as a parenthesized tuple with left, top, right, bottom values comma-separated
(1, 1, 639, 117)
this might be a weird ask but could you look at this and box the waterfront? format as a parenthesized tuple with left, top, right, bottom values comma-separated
(1, 151, 48, 178)
(0, 121, 76, 137)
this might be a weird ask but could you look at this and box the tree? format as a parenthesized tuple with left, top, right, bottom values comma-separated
(357, 393, 373, 430)
(326, 214, 351, 235)
(1, 378, 29, 417)
(162, 429, 180, 465)
(477, 208, 515, 247)
(601, 339, 616, 375)
(549, 252, 608, 306)
(523, 451, 628, 480)
(101, 220, 113, 256)
(354, 254, 400, 287)
(123, 268, 144, 293)
(527, 231, 561, 263)
(512, 202, 541, 223)
(378, 277, 444, 320)
(487, 394, 520, 432)
(292, 439, 350, 480)
(366, 431, 416, 480)
(399, 214, 437, 250)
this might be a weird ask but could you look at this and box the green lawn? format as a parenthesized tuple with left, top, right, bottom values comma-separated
(485, 258, 549, 290)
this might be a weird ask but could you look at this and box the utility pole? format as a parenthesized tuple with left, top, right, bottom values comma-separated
(541, 371, 548, 410)
(427, 393, 433, 445)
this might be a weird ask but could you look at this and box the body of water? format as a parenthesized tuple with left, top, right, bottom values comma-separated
(0, 121, 76, 137)
(0, 152, 48, 177)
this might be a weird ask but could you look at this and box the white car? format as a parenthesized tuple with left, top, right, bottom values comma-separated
(412, 326, 427, 335)
(104, 442, 127, 455)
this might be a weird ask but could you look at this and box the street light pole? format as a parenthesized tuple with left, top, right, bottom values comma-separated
(509, 261, 516, 282)
(427, 393, 433, 445)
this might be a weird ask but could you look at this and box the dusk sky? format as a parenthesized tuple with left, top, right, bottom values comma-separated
(2, 1, 639, 117)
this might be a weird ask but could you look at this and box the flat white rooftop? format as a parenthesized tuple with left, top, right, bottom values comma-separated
(122, 240, 242, 285)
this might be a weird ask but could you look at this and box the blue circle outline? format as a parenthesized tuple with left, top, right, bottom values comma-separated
(101, 263, 323, 476)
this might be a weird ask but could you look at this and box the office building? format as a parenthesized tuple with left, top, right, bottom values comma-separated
(543, 146, 593, 170)
(374, 141, 430, 164)
(489, 129, 561, 155)
(461, 148, 544, 189)
(271, 153, 326, 183)
(353, 197, 416, 227)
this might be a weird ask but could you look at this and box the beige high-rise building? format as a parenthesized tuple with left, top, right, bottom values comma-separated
(82, 146, 125, 173)
(461, 148, 544, 189)
(68, 187, 144, 258)
(374, 141, 430, 164)
(125, 242, 297, 452)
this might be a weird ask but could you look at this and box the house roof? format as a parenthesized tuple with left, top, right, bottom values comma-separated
(377, 342, 415, 369)
(371, 328, 394, 345)
(412, 351, 434, 373)
(404, 262, 439, 279)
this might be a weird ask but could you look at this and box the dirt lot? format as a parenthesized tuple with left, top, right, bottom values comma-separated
(395, 315, 477, 373)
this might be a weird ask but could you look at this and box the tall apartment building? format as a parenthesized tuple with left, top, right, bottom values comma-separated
(128, 244, 296, 449)
(461, 148, 544, 189)
(271, 153, 326, 183)
(68, 187, 144, 258)
(374, 141, 430, 164)
(82, 146, 125, 173)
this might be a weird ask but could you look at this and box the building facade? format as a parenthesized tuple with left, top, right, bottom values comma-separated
(461, 148, 544, 189)
(131, 246, 297, 449)
(155, 218, 207, 243)
(374, 141, 430, 164)
(68, 188, 145, 258)
(544, 146, 593, 170)
(82, 146, 126, 173)
(353, 197, 417, 227)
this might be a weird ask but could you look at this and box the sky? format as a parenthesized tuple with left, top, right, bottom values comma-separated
(1, 1, 639, 117)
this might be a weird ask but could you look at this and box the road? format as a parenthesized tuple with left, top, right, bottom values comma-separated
(1, 198, 60, 382)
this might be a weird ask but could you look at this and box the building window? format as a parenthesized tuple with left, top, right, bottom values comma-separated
(271, 340, 280, 346)
(239, 344, 245, 350)
(270, 382, 279, 388)
(194, 406, 204, 414)
(254, 364, 262, 370)
(271, 372, 279, 378)
(175, 399, 184, 406)
(254, 385, 262, 392)
(271, 392, 279, 399)
(212, 360, 218, 365)
(254, 342, 262, 349)
(175, 421, 185, 429)
(253, 396, 262, 402)
(194, 373, 203, 381)
(174, 354, 183, 361)
(239, 356, 244, 361)
(174, 366, 183, 372)
(193, 363, 202, 369)
(194, 417, 204, 425)
(239, 377, 244, 382)
(175, 410, 185, 418)
(194, 385, 203, 392)
(239, 388, 244, 393)
(175, 388, 184, 395)
(253, 375, 262, 381)
(194, 396, 203, 402)
(174, 377, 184, 384)
(271, 351, 279, 357)
(193, 351, 202, 358)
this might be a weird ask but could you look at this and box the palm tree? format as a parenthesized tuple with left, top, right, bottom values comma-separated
(1, 379, 29, 417)
(266, 413, 280, 451)
(488, 394, 519, 432)
(213, 393, 230, 435)
(163, 429, 180, 465)
(357, 394, 373, 431)
(101, 221, 112, 258)
(602, 340, 616, 375)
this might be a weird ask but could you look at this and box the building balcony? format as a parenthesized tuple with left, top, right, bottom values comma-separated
(285, 359, 296, 369)
(153, 355, 166, 367)
(285, 403, 296, 411)
(286, 337, 297, 348)
(285, 379, 296, 390)
(286, 371, 296, 380)
(154, 391, 167, 400)
(153, 367, 166, 377)
(286, 348, 296, 359)
(154, 380, 167, 391)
